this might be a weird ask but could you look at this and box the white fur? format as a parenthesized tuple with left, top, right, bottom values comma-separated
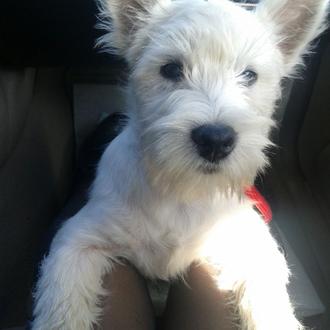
(33, 0, 329, 329)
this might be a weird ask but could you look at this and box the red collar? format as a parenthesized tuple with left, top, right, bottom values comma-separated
(245, 186, 272, 224)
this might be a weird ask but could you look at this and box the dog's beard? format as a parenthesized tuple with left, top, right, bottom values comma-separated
(143, 155, 254, 202)
(141, 127, 270, 202)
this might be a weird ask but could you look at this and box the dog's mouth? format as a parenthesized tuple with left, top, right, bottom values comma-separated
(198, 163, 221, 175)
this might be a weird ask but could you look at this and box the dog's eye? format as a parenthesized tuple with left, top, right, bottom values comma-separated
(160, 62, 183, 82)
(240, 69, 258, 87)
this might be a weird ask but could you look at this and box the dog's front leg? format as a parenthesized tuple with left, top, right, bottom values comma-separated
(201, 208, 303, 330)
(32, 205, 116, 330)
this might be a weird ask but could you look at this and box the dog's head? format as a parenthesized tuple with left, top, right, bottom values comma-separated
(98, 0, 328, 199)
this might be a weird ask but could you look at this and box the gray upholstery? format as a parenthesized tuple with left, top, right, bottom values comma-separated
(0, 68, 74, 328)
(299, 44, 330, 205)
(0, 68, 36, 168)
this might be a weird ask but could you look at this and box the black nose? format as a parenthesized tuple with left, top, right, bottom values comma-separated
(191, 124, 237, 163)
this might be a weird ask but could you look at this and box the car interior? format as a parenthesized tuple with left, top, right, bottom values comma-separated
(0, 0, 329, 329)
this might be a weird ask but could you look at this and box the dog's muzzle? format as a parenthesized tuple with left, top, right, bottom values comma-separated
(191, 124, 237, 163)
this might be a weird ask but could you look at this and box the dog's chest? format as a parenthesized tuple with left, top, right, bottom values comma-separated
(124, 198, 222, 279)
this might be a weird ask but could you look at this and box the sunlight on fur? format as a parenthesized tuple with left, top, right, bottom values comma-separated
(200, 208, 301, 329)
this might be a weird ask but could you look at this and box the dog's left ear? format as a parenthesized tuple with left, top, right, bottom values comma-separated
(256, 0, 329, 74)
(97, 0, 159, 60)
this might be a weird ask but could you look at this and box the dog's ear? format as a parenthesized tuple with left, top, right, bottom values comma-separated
(257, 0, 329, 73)
(97, 0, 158, 59)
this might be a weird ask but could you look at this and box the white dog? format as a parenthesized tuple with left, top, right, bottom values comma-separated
(32, 0, 329, 329)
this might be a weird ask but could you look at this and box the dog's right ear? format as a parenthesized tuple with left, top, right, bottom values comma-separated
(97, 0, 158, 59)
